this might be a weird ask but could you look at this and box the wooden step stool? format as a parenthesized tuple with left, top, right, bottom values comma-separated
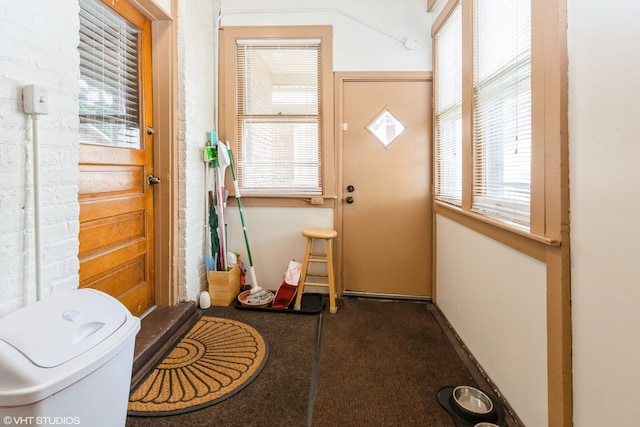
(294, 228, 338, 314)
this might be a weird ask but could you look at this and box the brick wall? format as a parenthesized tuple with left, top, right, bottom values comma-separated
(0, 0, 220, 314)
(176, 0, 216, 302)
(0, 1, 80, 316)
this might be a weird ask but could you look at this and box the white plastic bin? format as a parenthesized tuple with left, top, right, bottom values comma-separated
(0, 289, 140, 427)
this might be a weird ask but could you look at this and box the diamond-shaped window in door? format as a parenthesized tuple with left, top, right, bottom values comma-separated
(366, 107, 406, 149)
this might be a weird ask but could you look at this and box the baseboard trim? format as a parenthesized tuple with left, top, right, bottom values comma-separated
(342, 290, 431, 301)
(427, 303, 525, 427)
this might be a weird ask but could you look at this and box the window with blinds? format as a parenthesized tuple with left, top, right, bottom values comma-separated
(78, 0, 141, 148)
(472, 0, 531, 228)
(434, 4, 463, 206)
(236, 39, 322, 195)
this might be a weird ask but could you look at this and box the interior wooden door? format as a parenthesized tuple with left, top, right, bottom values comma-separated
(341, 77, 432, 298)
(78, 0, 155, 317)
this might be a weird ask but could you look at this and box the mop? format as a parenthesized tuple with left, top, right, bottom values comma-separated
(226, 144, 271, 304)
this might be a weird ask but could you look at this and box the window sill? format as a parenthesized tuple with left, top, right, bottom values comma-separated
(227, 194, 337, 208)
(434, 200, 560, 262)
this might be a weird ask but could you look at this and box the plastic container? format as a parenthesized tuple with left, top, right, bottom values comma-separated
(0, 289, 140, 426)
(199, 291, 211, 309)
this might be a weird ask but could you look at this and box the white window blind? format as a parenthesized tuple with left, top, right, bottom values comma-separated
(435, 4, 463, 206)
(473, 0, 531, 228)
(78, 0, 141, 148)
(236, 39, 323, 195)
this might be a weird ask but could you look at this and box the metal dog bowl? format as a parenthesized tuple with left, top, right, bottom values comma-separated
(449, 386, 496, 423)
(474, 423, 500, 427)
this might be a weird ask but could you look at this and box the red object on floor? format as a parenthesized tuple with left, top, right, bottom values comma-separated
(272, 282, 298, 309)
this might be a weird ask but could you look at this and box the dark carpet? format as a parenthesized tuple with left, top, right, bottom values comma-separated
(126, 297, 515, 427)
(311, 298, 478, 426)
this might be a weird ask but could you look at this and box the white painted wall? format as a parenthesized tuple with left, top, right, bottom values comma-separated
(220, 0, 432, 71)
(0, 1, 80, 316)
(176, 0, 218, 302)
(429, 0, 549, 423)
(436, 215, 548, 426)
(568, 1, 640, 425)
(225, 206, 334, 291)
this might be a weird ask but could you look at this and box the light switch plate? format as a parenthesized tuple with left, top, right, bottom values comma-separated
(23, 84, 49, 115)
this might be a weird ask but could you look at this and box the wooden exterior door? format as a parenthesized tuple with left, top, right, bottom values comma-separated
(78, 0, 155, 317)
(340, 76, 432, 298)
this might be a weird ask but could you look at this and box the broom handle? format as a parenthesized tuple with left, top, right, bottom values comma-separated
(227, 147, 258, 288)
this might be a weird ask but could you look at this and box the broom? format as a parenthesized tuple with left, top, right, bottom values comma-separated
(226, 145, 270, 303)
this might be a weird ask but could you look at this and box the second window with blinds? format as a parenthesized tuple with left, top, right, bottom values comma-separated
(433, 0, 532, 231)
(434, 4, 463, 206)
(219, 26, 334, 202)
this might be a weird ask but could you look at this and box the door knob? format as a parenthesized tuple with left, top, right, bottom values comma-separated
(147, 175, 161, 186)
(345, 196, 354, 204)
(347, 185, 355, 192)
